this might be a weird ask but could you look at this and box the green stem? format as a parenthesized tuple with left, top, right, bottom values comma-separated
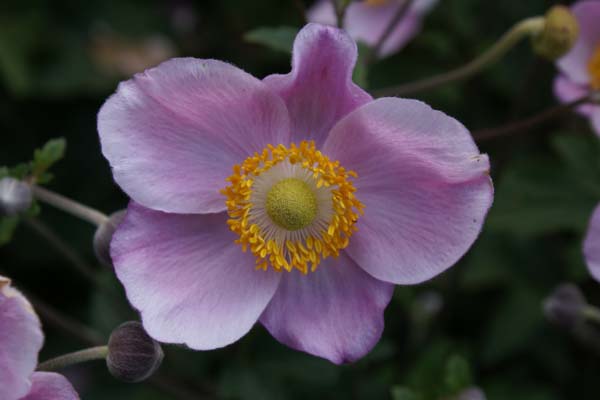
(473, 94, 595, 141)
(332, 0, 350, 28)
(37, 346, 109, 372)
(31, 185, 109, 227)
(583, 305, 600, 326)
(374, 16, 546, 97)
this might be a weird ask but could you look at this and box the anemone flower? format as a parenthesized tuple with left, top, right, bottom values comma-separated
(98, 23, 493, 364)
(0, 276, 79, 400)
(554, 0, 600, 135)
(307, 0, 438, 59)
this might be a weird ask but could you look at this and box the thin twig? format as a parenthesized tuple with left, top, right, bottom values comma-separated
(364, 0, 414, 65)
(23, 217, 99, 284)
(31, 185, 108, 227)
(373, 16, 546, 97)
(473, 95, 593, 141)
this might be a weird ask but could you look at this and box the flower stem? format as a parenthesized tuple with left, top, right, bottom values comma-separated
(331, 0, 350, 28)
(23, 217, 100, 284)
(374, 16, 546, 97)
(583, 305, 600, 326)
(31, 185, 109, 227)
(37, 346, 109, 372)
(473, 94, 597, 141)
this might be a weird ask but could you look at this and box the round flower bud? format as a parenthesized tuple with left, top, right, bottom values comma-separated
(0, 177, 32, 216)
(106, 321, 163, 383)
(93, 210, 126, 267)
(543, 283, 586, 329)
(532, 5, 579, 60)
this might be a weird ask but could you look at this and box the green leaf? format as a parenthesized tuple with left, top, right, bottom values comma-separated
(31, 137, 66, 180)
(444, 355, 473, 394)
(353, 42, 370, 89)
(0, 216, 19, 246)
(390, 387, 423, 400)
(244, 26, 298, 54)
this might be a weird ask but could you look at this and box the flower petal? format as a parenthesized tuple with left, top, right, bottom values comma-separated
(307, 0, 438, 58)
(263, 23, 371, 147)
(584, 204, 600, 282)
(323, 98, 493, 284)
(260, 253, 394, 364)
(0, 278, 43, 400)
(553, 75, 597, 117)
(98, 58, 290, 214)
(557, 1, 600, 84)
(111, 202, 281, 350)
(21, 372, 79, 400)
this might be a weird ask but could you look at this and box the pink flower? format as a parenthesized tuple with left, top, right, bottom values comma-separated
(307, 0, 438, 58)
(98, 23, 493, 364)
(584, 205, 600, 281)
(0, 277, 79, 400)
(554, 0, 600, 135)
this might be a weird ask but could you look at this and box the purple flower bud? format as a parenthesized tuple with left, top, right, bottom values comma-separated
(0, 177, 32, 216)
(543, 283, 587, 328)
(93, 210, 126, 267)
(107, 321, 163, 383)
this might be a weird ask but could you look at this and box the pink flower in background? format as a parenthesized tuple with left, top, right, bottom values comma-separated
(554, 0, 600, 135)
(584, 205, 600, 281)
(307, 0, 438, 58)
(0, 277, 79, 400)
(98, 23, 492, 363)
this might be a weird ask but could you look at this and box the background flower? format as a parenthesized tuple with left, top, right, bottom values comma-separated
(0, 277, 79, 400)
(554, 0, 600, 135)
(307, 0, 439, 58)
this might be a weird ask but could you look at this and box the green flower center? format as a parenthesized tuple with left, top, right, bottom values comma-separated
(266, 178, 318, 231)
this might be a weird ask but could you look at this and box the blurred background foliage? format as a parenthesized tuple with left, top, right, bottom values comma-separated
(1, 0, 599, 399)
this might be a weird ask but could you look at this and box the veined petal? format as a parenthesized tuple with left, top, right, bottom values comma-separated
(21, 373, 79, 400)
(557, 1, 600, 84)
(263, 23, 371, 147)
(0, 278, 43, 400)
(323, 98, 493, 284)
(111, 202, 281, 350)
(260, 252, 393, 364)
(98, 58, 290, 214)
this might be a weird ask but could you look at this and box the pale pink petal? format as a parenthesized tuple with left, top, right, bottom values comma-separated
(98, 58, 290, 214)
(0, 278, 43, 400)
(592, 109, 600, 135)
(323, 98, 493, 284)
(260, 253, 393, 364)
(584, 204, 600, 282)
(557, 1, 600, 85)
(553, 75, 597, 116)
(21, 372, 79, 400)
(263, 23, 371, 147)
(111, 203, 281, 350)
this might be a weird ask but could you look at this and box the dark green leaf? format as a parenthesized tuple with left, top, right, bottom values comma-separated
(390, 387, 423, 400)
(0, 216, 19, 246)
(244, 26, 298, 54)
(444, 355, 473, 394)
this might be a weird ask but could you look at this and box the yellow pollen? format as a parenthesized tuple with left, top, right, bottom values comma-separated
(589, 44, 600, 90)
(221, 140, 364, 275)
(266, 178, 317, 230)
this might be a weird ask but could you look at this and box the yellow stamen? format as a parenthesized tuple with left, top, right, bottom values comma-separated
(589, 44, 600, 90)
(221, 141, 364, 274)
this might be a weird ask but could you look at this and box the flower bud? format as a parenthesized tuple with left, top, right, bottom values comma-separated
(532, 5, 579, 60)
(93, 210, 126, 267)
(543, 283, 586, 328)
(107, 321, 163, 383)
(0, 177, 32, 216)
(457, 387, 486, 400)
